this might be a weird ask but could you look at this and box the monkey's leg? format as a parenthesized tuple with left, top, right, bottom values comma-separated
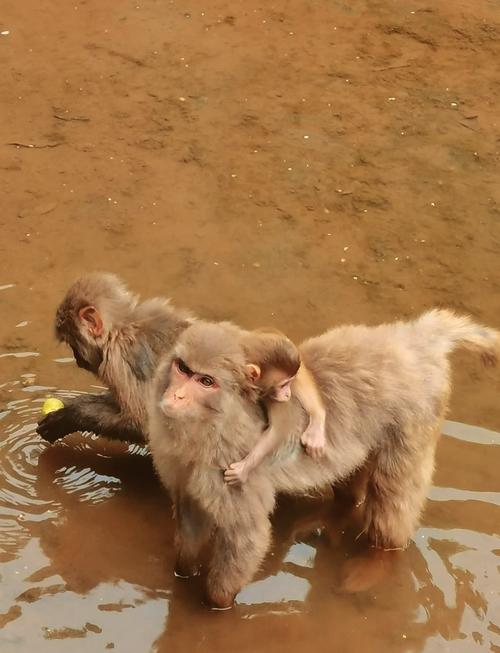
(174, 494, 212, 578)
(206, 508, 272, 609)
(36, 393, 144, 443)
(334, 462, 371, 508)
(363, 424, 439, 550)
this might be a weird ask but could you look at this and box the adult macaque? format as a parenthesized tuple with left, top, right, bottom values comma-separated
(36, 273, 193, 443)
(224, 329, 326, 486)
(148, 310, 499, 608)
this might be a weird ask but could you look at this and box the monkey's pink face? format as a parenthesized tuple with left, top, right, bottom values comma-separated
(270, 378, 293, 402)
(160, 358, 220, 419)
(260, 368, 295, 403)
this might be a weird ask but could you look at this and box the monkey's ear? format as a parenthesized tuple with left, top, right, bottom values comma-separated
(245, 364, 261, 382)
(78, 306, 104, 337)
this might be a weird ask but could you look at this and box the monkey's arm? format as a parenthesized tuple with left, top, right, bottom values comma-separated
(293, 365, 326, 424)
(224, 401, 291, 485)
(293, 365, 326, 459)
(36, 393, 145, 443)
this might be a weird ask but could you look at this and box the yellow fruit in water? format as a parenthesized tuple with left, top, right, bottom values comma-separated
(41, 398, 64, 415)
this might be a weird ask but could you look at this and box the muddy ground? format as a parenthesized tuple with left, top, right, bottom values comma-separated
(0, 0, 499, 651)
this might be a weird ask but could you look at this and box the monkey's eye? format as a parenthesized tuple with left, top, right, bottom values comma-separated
(176, 359, 191, 375)
(198, 376, 215, 388)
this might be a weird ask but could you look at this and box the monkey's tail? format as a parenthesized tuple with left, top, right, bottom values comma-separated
(416, 309, 500, 366)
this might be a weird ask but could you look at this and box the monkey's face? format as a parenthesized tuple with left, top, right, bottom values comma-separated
(63, 329, 103, 373)
(263, 369, 295, 403)
(70, 342, 102, 373)
(157, 322, 256, 424)
(271, 378, 294, 402)
(159, 358, 221, 420)
(56, 304, 105, 374)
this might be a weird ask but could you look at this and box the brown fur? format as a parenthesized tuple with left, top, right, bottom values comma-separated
(147, 310, 500, 607)
(37, 273, 193, 443)
(241, 329, 301, 383)
(224, 329, 326, 485)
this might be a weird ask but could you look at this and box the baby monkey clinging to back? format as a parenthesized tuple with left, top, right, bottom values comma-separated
(224, 329, 326, 485)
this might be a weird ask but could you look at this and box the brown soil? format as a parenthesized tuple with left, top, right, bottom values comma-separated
(0, 0, 499, 651)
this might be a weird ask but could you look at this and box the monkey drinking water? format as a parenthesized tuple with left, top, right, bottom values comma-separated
(148, 310, 500, 608)
(224, 329, 327, 486)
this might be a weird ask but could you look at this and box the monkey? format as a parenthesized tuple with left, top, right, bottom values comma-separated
(36, 273, 193, 444)
(147, 310, 500, 609)
(224, 329, 327, 486)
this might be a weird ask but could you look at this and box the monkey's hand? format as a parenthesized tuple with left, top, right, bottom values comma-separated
(36, 393, 144, 444)
(36, 406, 79, 443)
(301, 422, 326, 459)
(223, 460, 250, 486)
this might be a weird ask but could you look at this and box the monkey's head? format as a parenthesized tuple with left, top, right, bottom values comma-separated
(55, 273, 137, 373)
(155, 322, 256, 422)
(241, 329, 301, 403)
(255, 366, 298, 402)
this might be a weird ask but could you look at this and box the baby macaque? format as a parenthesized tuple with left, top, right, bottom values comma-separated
(224, 330, 326, 486)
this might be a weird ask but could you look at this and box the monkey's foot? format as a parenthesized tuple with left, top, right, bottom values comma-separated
(367, 537, 409, 552)
(205, 589, 236, 611)
(174, 568, 200, 579)
(174, 559, 201, 579)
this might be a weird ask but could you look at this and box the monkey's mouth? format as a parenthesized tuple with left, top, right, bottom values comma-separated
(159, 401, 177, 418)
(159, 401, 222, 425)
(159, 400, 193, 420)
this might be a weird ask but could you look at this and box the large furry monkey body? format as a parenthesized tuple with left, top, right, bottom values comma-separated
(148, 310, 500, 608)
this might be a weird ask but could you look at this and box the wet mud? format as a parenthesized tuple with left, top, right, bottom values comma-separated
(1, 0, 499, 651)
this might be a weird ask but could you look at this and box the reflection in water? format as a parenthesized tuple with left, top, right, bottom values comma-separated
(429, 487, 500, 507)
(283, 542, 317, 569)
(52, 464, 121, 504)
(237, 572, 311, 606)
(0, 380, 499, 652)
(0, 353, 40, 359)
(443, 421, 500, 446)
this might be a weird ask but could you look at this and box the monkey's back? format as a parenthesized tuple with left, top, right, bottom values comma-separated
(270, 316, 454, 494)
(300, 317, 452, 428)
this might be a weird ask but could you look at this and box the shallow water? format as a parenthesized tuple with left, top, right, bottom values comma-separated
(0, 385, 499, 653)
(1, 0, 500, 651)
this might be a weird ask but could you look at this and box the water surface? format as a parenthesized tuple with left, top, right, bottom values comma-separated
(1, 0, 500, 650)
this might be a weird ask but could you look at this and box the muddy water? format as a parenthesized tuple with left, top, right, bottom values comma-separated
(1, 0, 500, 651)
